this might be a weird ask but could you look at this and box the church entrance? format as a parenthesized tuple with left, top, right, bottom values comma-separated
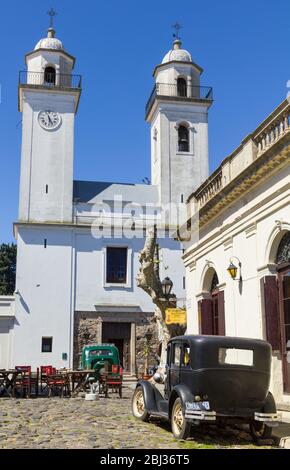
(102, 322, 131, 372)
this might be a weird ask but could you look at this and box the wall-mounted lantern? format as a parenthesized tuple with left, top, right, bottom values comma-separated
(227, 257, 242, 282)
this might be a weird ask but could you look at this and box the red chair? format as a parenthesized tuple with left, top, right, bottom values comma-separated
(46, 372, 70, 398)
(14, 366, 32, 398)
(40, 366, 55, 395)
(104, 365, 123, 398)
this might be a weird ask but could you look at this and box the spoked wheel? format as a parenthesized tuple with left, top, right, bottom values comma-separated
(132, 386, 150, 422)
(249, 421, 272, 441)
(171, 397, 191, 440)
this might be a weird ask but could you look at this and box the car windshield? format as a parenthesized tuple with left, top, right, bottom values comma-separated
(218, 348, 254, 366)
(88, 349, 114, 357)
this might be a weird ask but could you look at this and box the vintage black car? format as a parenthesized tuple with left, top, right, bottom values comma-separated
(132, 335, 280, 440)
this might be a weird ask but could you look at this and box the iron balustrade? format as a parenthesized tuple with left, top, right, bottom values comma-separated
(146, 83, 213, 115)
(19, 71, 82, 89)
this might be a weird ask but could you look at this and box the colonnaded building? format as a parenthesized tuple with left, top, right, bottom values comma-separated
(0, 23, 213, 375)
(183, 98, 290, 412)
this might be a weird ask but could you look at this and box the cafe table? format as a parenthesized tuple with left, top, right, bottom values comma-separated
(69, 370, 95, 397)
(0, 369, 18, 397)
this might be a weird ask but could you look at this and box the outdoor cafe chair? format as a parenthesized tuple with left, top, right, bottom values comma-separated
(40, 366, 55, 395)
(46, 372, 70, 398)
(14, 366, 32, 398)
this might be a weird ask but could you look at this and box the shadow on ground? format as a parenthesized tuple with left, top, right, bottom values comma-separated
(149, 418, 277, 448)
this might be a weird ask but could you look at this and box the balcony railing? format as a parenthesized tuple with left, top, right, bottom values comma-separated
(194, 170, 223, 208)
(19, 71, 82, 90)
(253, 102, 290, 156)
(146, 83, 213, 116)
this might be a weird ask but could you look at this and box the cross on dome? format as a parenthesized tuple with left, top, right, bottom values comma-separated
(172, 22, 182, 40)
(47, 8, 57, 29)
(34, 9, 64, 51)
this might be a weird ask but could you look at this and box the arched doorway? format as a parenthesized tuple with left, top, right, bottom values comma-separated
(262, 230, 290, 393)
(198, 269, 225, 336)
(277, 232, 290, 392)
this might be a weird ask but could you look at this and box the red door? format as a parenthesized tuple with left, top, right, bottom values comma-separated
(278, 267, 290, 393)
(199, 291, 225, 336)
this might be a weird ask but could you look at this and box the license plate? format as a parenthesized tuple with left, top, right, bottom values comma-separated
(186, 401, 210, 411)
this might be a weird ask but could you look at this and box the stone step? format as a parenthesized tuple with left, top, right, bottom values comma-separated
(123, 375, 137, 382)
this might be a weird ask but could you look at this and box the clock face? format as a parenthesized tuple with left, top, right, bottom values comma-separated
(38, 111, 61, 130)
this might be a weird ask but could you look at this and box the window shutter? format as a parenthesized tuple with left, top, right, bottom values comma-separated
(199, 299, 213, 335)
(217, 290, 226, 336)
(262, 276, 281, 351)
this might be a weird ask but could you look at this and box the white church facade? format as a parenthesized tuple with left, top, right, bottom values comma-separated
(1, 25, 213, 374)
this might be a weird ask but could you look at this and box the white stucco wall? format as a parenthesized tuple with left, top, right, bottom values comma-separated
(19, 90, 75, 224)
(74, 229, 185, 312)
(12, 226, 75, 369)
(184, 164, 290, 404)
(150, 102, 209, 206)
(0, 296, 15, 369)
(12, 225, 186, 369)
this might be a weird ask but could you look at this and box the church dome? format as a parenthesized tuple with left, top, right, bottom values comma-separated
(34, 28, 64, 51)
(162, 39, 192, 64)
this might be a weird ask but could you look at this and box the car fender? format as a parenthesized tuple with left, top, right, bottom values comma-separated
(135, 380, 162, 413)
(169, 384, 194, 418)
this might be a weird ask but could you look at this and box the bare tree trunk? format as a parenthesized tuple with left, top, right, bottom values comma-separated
(137, 225, 179, 374)
(154, 306, 171, 370)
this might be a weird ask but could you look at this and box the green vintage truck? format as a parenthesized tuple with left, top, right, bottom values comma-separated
(81, 344, 123, 398)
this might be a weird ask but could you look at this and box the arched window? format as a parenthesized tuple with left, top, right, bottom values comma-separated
(44, 66, 56, 85)
(178, 125, 189, 152)
(211, 272, 219, 294)
(276, 231, 290, 265)
(177, 77, 187, 97)
(199, 268, 225, 336)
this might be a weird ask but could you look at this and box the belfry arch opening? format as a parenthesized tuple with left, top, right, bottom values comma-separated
(44, 66, 56, 85)
(178, 124, 189, 152)
(177, 77, 187, 97)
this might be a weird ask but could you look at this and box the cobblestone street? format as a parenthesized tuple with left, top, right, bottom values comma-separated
(0, 385, 277, 449)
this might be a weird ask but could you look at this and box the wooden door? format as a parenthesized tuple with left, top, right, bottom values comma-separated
(199, 291, 225, 336)
(278, 267, 290, 393)
(102, 322, 131, 372)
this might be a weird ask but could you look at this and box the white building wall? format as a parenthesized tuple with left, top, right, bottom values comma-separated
(185, 164, 290, 404)
(152, 102, 209, 206)
(0, 297, 15, 369)
(12, 226, 74, 369)
(12, 225, 185, 368)
(19, 90, 75, 223)
(74, 230, 185, 313)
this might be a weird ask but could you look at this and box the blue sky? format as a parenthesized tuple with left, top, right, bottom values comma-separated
(1, 0, 290, 243)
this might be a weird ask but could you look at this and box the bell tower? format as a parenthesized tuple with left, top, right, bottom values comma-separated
(18, 14, 81, 223)
(146, 37, 213, 207)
